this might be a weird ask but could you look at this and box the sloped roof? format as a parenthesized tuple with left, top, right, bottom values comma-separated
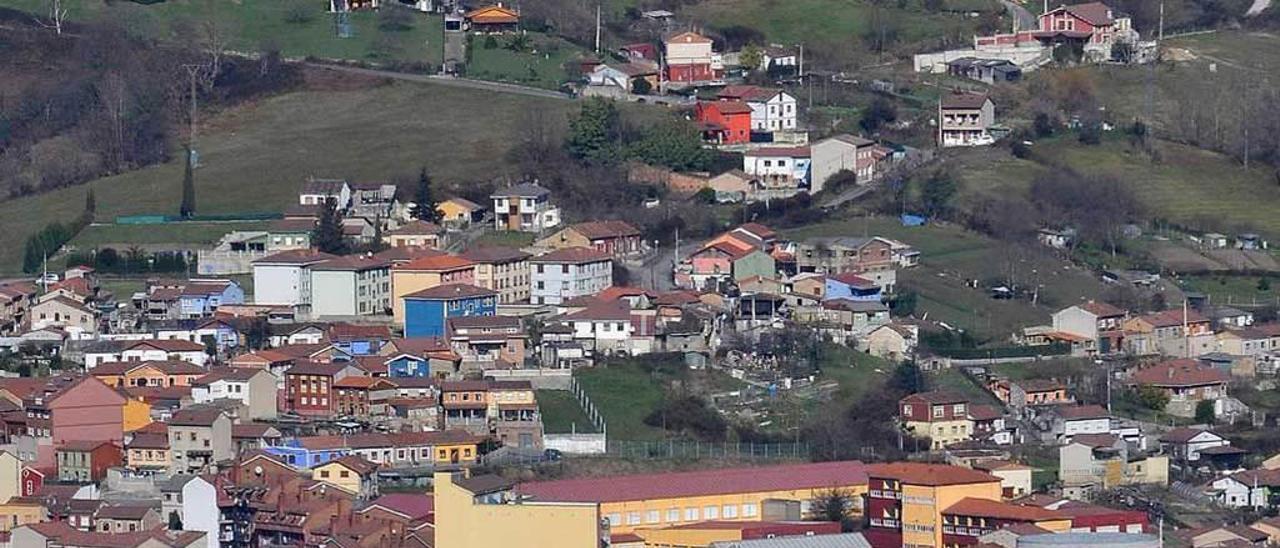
(519, 460, 867, 503)
(465, 4, 519, 23)
(312, 256, 392, 272)
(1078, 300, 1125, 317)
(1057, 404, 1110, 420)
(491, 183, 549, 198)
(530, 247, 612, 264)
(943, 497, 1063, 521)
(394, 255, 474, 272)
(460, 246, 530, 263)
(390, 220, 443, 236)
(866, 462, 1000, 486)
(702, 100, 753, 115)
(1132, 359, 1229, 387)
(252, 249, 337, 266)
(940, 91, 991, 110)
(1159, 427, 1223, 444)
(718, 85, 782, 102)
(1058, 1, 1116, 26)
(666, 31, 712, 44)
(403, 283, 495, 301)
(569, 220, 641, 240)
(1136, 308, 1209, 328)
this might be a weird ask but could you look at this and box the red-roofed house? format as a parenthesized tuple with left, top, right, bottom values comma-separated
(637, 520, 842, 547)
(537, 221, 644, 257)
(864, 462, 1004, 548)
(1052, 301, 1127, 355)
(517, 460, 868, 535)
(940, 498, 1071, 545)
(1123, 308, 1215, 357)
(664, 31, 722, 85)
(718, 85, 799, 134)
(391, 254, 477, 324)
(1130, 359, 1229, 417)
(679, 239, 776, 291)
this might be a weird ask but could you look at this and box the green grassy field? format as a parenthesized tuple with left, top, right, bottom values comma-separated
(682, 0, 999, 54)
(468, 34, 583, 90)
(0, 0, 445, 64)
(536, 390, 599, 434)
(929, 368, 1000, 405)
(1181, 274, 1280, 307)
(0, 80, 574, 273)
(817, 344, 894, 407)
(786, 217, 1109, 340)
(575, 362, 670, 441)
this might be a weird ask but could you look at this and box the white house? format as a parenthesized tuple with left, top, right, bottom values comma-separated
(116, 340, 210, 368)
(251, 250, 338, 308)
(561, 302, 638, 357)
(1053, 404, 1112, 443)
(810, 134, 875, 193)
(181, 475, 221, 548)
(491, 183, 561, 233)
(1159, 427, 1230, 462)
(299, 178, 352, 210)
(742, 146, 811, 189)
(309, 255, 392, 318)
(717, 85, 798, 133)
(1211, 470, 1279, 508)
(191, 368, 278, 420)
(529, 247, 613, 305)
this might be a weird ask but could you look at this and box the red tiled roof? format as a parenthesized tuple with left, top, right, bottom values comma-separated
(828, 272, 877, 289)
(1136, 308, 1209, 328)
(1057, 404, 1110, 420)
(394, 254, 475, 272)
(562, 301, 632, 322)
(127, 339, 205, 353)
(718, 85, 782, 102)
(286, 360, 349, 376)
(252, 249, 338, 266)
(517, 460, 867, 503)
(666, 31, 711, 44)
(901, 391, 970, 405)
(944, 497, 1064, 521)
(1132, 359, 1229, 387)
(1159, 427, 1223, 444)
(312, 255, 392, 272)
(746, 146, 810, 158)
(459, 246, 530, 263)
(866, 462, 1000, 486)
(530, 247, 612, 264)
(701, 100, 753, 115)
(1079, 300, 1125, 317)
(941, 91, 991, 110)
(967, 404, 1003, 422)
(403, 283, 496, 300)
(1059, 1, 1116, 26)
(569, 220, 641, 240)
(322, 454, 379, 475)
(362, 494, 435, 521)
(390, 220, 444, 236)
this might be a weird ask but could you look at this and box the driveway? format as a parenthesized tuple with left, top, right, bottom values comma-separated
(999, 0, 1037, 32)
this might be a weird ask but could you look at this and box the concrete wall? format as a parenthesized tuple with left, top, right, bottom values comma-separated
(544, 434, 607, 455)
(484, 369, 572, 390)
(252, 264, 308, 306)
(182, 476, 220, 548)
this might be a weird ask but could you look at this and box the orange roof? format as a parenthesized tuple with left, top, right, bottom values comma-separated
(1132, 359, 1230, 387)
(666, 31, 712, 44)
(866, 462, 1000, 486)
(943, 497, 1065, 522)
(466, 5, 519, 23)
(394, 254, 475, 272)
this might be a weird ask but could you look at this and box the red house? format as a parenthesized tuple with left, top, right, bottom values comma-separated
(1037, 2, 1125, 45)
(284, 361, 360, 417)
(21, 465, 44, 496)
(696, 101, 752, 145)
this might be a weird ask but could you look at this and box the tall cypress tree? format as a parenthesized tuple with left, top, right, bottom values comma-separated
(312, 197, 348, 255)
(411, 168, 440, 222)
(84, 186, 96, 218)
(179, 147, 196, 219)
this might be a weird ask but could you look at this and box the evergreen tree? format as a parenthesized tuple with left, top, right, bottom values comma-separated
(565, 98, 621, 164)
(84, 186, 96, 218)
(312, 197, 348, 255)
(411, 168, 440, 222)
(179, 147, 196, 218)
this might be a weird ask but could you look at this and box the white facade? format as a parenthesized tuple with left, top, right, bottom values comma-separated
(531, 260, 612, 305)
(253, 264, 314, 306)
(191, 370, 277, 420)
(181, 476, 220, 548)
(492, 196, 562, 232)
(1211, 476, 1262, 508)
(310, 267, 391, 318)
(1052, 306, 1100, 341)
(120, 347, 210, 367)
(810, 135, 875, 193)
(1062, 417, 1111, 440)
(748, 91, 798, 132)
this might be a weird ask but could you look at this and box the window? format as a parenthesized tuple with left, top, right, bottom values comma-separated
(722, 505, 738, 518)
(320, 470, 330, 478)
(704, 506, 719, 519)
(340, 470, 350, 478)
(932, 406, 944, 418)
(743, 503, 758, 517)
(903, 405, 912, 417)
(627, 512, 641, 525)
(953, 403, 966, 415)
(646, 510, 660, 524)
(666, 509, 680, 522)
(685, 508, 699, 521)
(607, 513, 622, 526)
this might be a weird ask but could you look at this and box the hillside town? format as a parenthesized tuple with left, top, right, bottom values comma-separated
(4, 0, 1280, 547)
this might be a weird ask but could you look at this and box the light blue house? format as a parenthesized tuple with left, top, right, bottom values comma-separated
(179, 279, 245, 319)
(402, 284, 497, 338)
(824, 272, 882, 302)
(264, 439, 349, 468)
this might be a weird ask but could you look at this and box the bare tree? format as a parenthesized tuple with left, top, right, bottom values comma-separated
(36, 0, 69, 36)
(95, 71, 129, 169)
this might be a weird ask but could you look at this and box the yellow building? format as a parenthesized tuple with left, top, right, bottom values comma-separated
(434, 471, 602, 548)
(636, 521, 842, 547)
(900, 391, 975, 449)
(389, 255, 476, 323)
(312, 455, 379, 500)
(0, 498, 46, 532)
(122, 397, 153, 433)
(459, 247, 532, 304)
(0, 451, 21, 504)
(124, 432, 170, 473)
(436, 197, 483, 227)
(516, 461, 869, 536)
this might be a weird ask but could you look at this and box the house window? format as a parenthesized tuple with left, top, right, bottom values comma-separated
(685, 508, 699, 521)
(607, 514, 622, 526)
(722, 505, 738, 518)
(646, 510, 660, 524)
(932, 406, 944, 418)
(903, 405, 912, 417)
(666, 509, 680, 522)
(704, 506, 719, 519)
(953, 403, 965, 415)
(627, 512, 641, 525)
(743, 503, 758, 517)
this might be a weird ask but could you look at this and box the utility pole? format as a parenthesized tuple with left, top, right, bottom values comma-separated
(594, 3, 601, 54)
(1158, 0, 1165, 42)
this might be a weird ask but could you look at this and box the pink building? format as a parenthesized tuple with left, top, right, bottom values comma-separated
(49, 377, 125, 446)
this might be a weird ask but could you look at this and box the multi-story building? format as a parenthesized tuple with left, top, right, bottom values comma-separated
(695, 100, 753, 145)
(190, 367, 278, 420)
(299, 178, 352, 209)
(251, 249, 337, 308)
(938, 92, 995, 148)
(447, 316, 527, 367)
(167, 407, 232, 475)
(390, 254, 476, 324)
(436, 471, 604, 548)
(517, 460, 869, 536)
(717, 86, 798, 133)
(529, 247, 613, 305)
(795, 236, 895, 286)
(56, 440, 122, 483)
(440, 380, 491, 436)
(284, 361, 362, 417)
(862, 462, 1005, 548)
(663, 31, 723, 85)
(1059, 434, 1168, 500)
(488, 380, 542, 450)
(310, 255, 392, 317)
(403, 284, 498, 338)
(1129, 359, 1230, 417)
(90, 360, 206, 389)
(742, 146, 812, 191)
(460, 247, 532, 304)
(811, 134, 877, 192)
(312, 455, 379, 500)
(384, 220, 444, 249)
(899, 391, 974, 450)
(1123, 308, 1215, 357)
(1051, 301, 1127, 355)
(48, 376, 126, 448)
(123, 432, 170, 473)
(491, 183, 561, 232)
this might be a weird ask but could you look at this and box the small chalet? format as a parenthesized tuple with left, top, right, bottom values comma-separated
(465, 4, 519, 33)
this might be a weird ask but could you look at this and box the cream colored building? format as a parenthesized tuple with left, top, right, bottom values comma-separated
(460, 247, 531, 304)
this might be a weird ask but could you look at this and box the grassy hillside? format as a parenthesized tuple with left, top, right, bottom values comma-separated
(0, 0, 444, 64)
(0, 78, 576, 273)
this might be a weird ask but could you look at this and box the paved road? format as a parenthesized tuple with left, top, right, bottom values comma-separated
(304, 62, 573, 101)
(998, 0, 1037, 32)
